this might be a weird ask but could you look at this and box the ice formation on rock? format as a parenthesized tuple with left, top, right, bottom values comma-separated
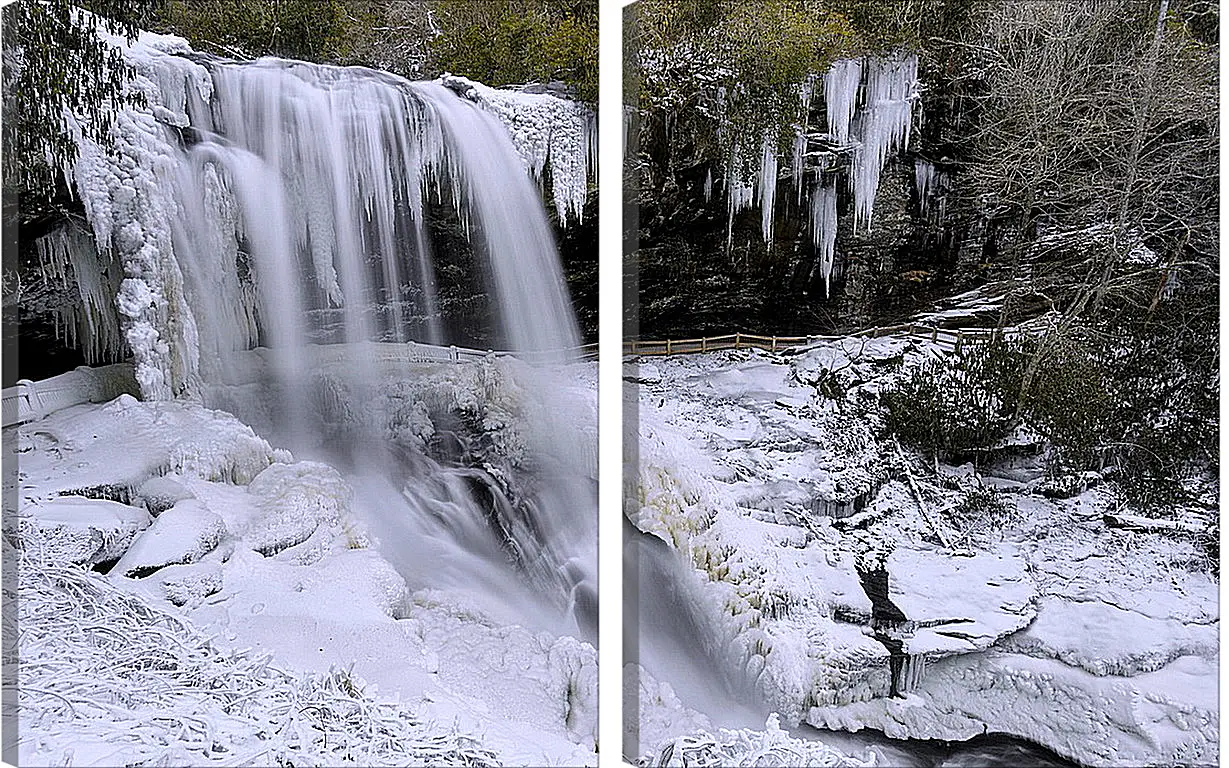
(851, 53, 918, 233)
(34, 219, 124, 364)
(57, 23, 587, 400)
(810, 177, 839, 296)
(716, 51, 917, 284)
(14, 525, 501, 767)
(442, 75, 596, 224)
(632, 344, 1219, 768)
(645, 714, 877, 768)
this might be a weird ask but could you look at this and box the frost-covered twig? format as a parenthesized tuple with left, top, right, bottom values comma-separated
(11, 526, 499, 767)
(642, 714, 877, 767)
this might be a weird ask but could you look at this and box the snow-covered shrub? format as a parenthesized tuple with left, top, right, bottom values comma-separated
(881, 340, 1026, 458)
(944, 486, 1014, 547)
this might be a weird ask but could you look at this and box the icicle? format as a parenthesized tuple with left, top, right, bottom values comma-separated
(703, 169, 713, 202)
(809, 177, 838, 297)
(725, 140, 756, 250)
(757, 133, 778, 246)
(790, 129, 807, 202)
(823, 59, 862, 144)
(850, 52, 918, 233)
(914, 159, 936, 217)
(898, 653, 926, 694)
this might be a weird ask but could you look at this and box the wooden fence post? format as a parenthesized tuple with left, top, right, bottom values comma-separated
(702, 337, 708, 353)
(666, 339, 672, 355)
(771, 336, 777, 352)
(735, 333, 741, 350)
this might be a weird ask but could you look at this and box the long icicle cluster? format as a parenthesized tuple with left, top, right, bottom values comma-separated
(718, 51, 919, 292)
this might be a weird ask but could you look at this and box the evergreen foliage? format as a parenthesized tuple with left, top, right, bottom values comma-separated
(881, 339, 1025, 457)
(2, 0, 160, 213)
(426, 0, 598, 101)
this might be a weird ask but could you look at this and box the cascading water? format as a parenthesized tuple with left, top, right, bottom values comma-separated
(57, 27, 596, 637)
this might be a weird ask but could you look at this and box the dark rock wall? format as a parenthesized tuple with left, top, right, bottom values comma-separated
(630, 51, 1036, 339)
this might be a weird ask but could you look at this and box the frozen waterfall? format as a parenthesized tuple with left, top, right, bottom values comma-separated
(59, 30, 593, 400)
(52, 25, 597, 636)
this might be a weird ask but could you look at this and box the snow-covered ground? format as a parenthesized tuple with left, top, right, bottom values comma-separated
(12, 360, 599, 766)
(626, 338, 1218, 767)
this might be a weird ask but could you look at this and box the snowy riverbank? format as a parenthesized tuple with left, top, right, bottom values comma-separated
(11, 359, 599, 766)
(627, 338, 1217, 767)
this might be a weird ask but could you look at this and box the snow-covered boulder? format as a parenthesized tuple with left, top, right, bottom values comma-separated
(156, 561, 224, 606)
(134, 474, 194, 514)
(243, 461, 360, 557)
(112, 499, 225, 577)
(22, 496, 151, 566)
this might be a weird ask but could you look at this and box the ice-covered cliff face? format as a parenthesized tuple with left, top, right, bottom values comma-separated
(720, 51, 919, 294)
(56, 26, 594, 400)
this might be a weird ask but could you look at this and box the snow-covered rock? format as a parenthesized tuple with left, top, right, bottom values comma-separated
(21, 496, 151, 566)
(112, 499, 226, 577)
(17, 394, 598, 766)
(888, 543, 1037, 656)
(134, 474, 194, 514)
(146, 561, 225, 607)
(243, 461, 359, 557)
(625, 663, 714, 760)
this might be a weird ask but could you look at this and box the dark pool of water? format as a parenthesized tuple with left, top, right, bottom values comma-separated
(806, 725, 1081, 768)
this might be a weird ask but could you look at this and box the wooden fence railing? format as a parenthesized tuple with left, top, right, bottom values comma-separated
(622, 319, 1052, 358)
